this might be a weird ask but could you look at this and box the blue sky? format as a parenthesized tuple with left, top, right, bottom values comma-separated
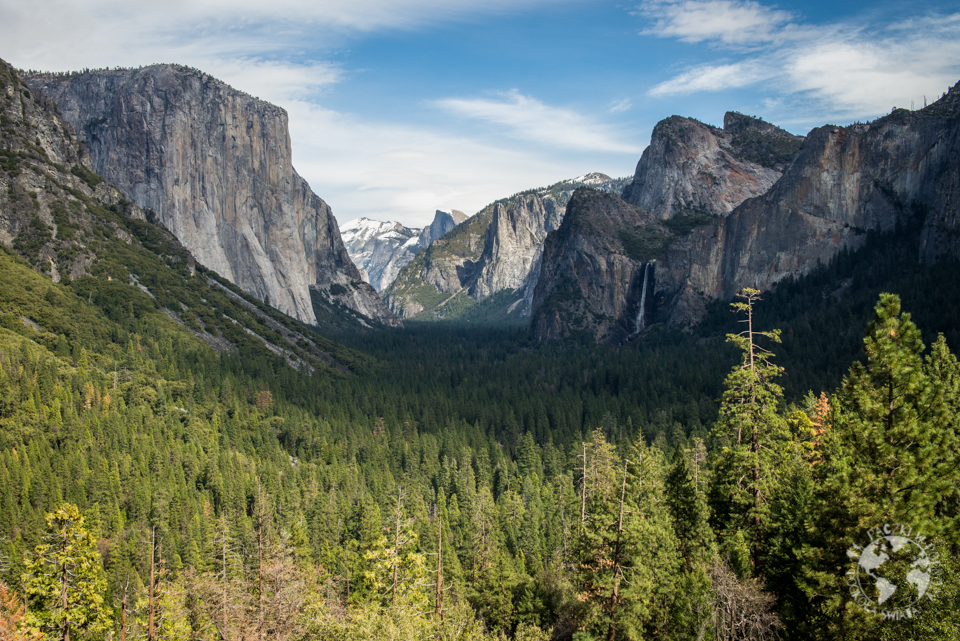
(4, 0, 960, 227)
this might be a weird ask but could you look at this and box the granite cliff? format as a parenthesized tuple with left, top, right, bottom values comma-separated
(25, 65, 397, 328)
(339, 209, 466, 292)
(658, 90, 960, 325)
(532, 89, 960, 342)
(0, 58, 361, 373)
(531, 190, 665, 342)
(621, 112, 802, 220)
(385, 174, 627, 321)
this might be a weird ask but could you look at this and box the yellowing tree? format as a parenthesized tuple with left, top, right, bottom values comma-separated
(21, 504, 112, 641)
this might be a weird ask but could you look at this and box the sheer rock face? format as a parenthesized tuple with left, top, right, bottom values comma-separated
(419, 209, 467, 246)
(531, 190, 663, 343)
(25, 65, 397, 327)
(658, 91, 960, 325)
(533, 88, 960, 342)
(0, 58, 146, 281)
(621, 112, 802, 220)
(472, 194, 564, 313)
(384, 193, 562, 319)
(384, 176, 626, 320)
(339, 210, 467, 293)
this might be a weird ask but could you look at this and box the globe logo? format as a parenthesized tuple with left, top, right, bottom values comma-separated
(846, 524, 940, 620)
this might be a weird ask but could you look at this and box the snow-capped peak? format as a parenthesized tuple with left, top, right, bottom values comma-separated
(564, 172, 614, 186)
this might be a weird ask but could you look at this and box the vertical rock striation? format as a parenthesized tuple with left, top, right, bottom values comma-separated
(532, 87, 960, 342)
(25, 65, 397, 327)
(385, 175, 626, 321)
(531, 190, 664, 342)
(658, 91, 960, 326)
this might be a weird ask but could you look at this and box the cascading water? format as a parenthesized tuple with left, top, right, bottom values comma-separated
(634, 263, 649, 335)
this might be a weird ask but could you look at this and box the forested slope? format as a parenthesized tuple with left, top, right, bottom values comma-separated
(1, 57, 959, 641)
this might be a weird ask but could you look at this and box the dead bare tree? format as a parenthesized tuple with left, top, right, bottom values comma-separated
(709, 561, 781, 641)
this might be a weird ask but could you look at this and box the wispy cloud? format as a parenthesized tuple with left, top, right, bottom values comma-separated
(610, 98, 633, 113)
(638, 0, 960, 119)
(282, 100, 593, 227)
(1, 0, 583, 73)
(649, 61, 773, 97)
(639, 0, 796, 48)
(435, 90, 642, 154)
(201, 59, 343, 103)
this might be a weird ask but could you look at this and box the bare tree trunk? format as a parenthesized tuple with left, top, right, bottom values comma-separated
(61, 562, 69, 641)
(149, 527, 155, 641)
(257, 481, 265, 641)
(120, 579, 128, 641)
(580, 442, 587, 535)
(607, 460, 628, 641)
(435, 511, 443, 620)
(393, 487, 403, 605)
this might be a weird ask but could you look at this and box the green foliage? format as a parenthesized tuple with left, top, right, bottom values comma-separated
(828, 294, 959, 537)
(666, 446, 713, 568)
(662, 209, 718, 236)
(22, 504, 112, 640)
(729, 128, 804, 170)
(710, 289, 789, 563)
(616, 227, 672, 263)
(69, 165, 103, 190)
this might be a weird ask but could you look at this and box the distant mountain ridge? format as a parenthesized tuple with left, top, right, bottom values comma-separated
(339, 209, 467, 292)
(24, 64, 398, 329)
(384, 174, 630, 321)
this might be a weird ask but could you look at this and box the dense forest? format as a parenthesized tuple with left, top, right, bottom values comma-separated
(1, 210, 959, 640)
(1, 55, 959, 641)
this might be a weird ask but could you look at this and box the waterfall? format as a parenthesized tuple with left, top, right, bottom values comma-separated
(634, 263, 649, 335)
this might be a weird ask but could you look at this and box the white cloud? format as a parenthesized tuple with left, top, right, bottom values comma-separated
(648, 61, 774, 97)
(283, 100, 612, 227)
(0, 0, 584, 74)
(435, 90, 643, 154)
(610, 98, 633, 113)
(640, 1, 960, 120)
(639, 0, 795, 47)
(783, 27, 960, 116)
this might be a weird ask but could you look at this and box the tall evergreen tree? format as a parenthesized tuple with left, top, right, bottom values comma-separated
(710, 288, 788, 571)
(21, 504, 112, 641)
(665, 447, 713, 569)
(801, 294, 960, 639)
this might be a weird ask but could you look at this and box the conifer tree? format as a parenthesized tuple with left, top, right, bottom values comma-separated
(665, 447, 713, 568)
(21, 504, 112, 641)
(827, 294, 958, 538)
(711, 288, 787, 570)
(801, 294, 960, 638)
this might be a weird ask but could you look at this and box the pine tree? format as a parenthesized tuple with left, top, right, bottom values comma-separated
(828, 294, 958, 538)
(21, 504, 112, 641)
(665, 447, 713, 568)
(800, 294, 960, 639)
(710, 288, 788, 571)
(575, 436, 681, 641)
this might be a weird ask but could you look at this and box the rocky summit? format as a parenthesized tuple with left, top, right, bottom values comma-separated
(622, 112, 802, 220)
(339, 209, 466, 292)
(25, 65, 398, 328)
(531, 189, 665, 343)
(532, 88, 960, 342)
